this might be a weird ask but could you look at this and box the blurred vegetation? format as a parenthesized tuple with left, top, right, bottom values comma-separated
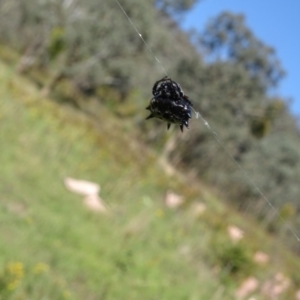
(1, 0, 300, 298)
(1, 57, 300, 299)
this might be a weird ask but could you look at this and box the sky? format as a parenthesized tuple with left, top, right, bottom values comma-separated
(180, 0, 300, 116)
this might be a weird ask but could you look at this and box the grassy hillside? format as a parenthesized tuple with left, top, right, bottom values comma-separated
(1, 59, 300, 299)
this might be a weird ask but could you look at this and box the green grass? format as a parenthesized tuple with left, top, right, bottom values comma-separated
(0, 59, 300, 300)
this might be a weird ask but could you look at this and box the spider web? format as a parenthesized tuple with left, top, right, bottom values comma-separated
(114, 1, 300, 244)
(115, 2, 300, 298)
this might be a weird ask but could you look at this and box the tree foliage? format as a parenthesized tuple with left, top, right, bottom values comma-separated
(0, 0, 201, 98)
(168, 13, 300, 230)
(200, 12, 285, 90)
(155, 0, 200, 15)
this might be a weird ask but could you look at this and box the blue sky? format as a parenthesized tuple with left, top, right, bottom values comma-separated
(181, 0, 300, 116)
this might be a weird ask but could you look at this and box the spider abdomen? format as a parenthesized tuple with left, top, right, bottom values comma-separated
(146, 77, 193, 131)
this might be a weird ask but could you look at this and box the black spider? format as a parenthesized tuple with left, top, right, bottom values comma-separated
(146, 76, 193, 132)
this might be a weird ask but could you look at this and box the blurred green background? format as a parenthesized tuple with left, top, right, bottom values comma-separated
(0, 0, 300, 299)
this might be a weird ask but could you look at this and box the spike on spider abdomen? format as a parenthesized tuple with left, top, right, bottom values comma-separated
(146, 77, 193, 132)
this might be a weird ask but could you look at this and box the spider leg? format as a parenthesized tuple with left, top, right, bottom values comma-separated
(180, 124, 183, 132)
(167, 123, 171, 130)
(146, 113, 155, 120)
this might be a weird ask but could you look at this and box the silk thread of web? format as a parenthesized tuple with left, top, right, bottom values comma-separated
(115, 0, 300, 242)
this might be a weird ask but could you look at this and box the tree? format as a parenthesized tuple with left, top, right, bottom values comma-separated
(155, 0, 200, 15)
(167, 12, 300, 231)
(200, 12, 285, 90)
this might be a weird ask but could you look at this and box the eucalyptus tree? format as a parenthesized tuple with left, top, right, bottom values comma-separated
(168, 12, 300, 234)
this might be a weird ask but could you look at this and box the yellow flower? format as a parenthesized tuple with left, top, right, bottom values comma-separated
(63, 290, 71, 299)
(7, 279, 20, 291)
(155, 209, 164, 218)
(6, 262, 24, 280)
(4, 262, 24, 291)
(33, 262, 50, 274)
(25, 217, 33, 224)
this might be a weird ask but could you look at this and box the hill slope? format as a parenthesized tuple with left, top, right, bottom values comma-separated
(1, 60, 300, 299)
